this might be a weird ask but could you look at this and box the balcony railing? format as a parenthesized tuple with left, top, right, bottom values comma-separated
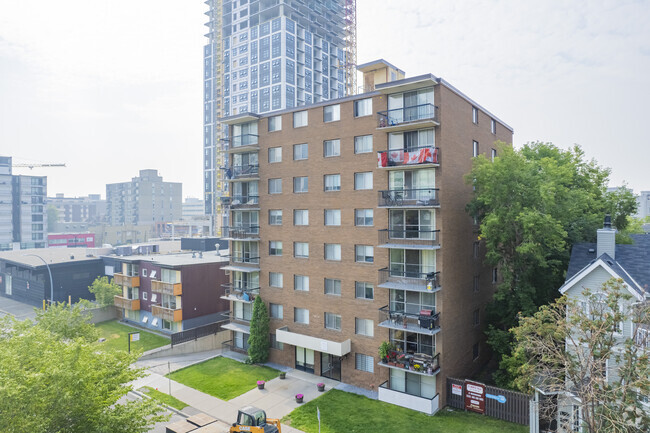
(222, 134, 259, 151)
(378, 146, 439, 168)
(379, 228, 440, 248)
(113, 295, 140, 311)
(222, 339, 249, 353)
(219, 195, 259, 209)
(113, 273, 140, 288)
(222, 287, 257, 302)
(225, 164, 259, 180)
(226, 311, 252, 324)
(378, 104, 439, 128)
(380, 352, 440, 377)
(152, 305, 182, 322)
(221, 283, 260, 297)
(378, 305, 440, 335)
(222, 225, 260, 239)
(151, 280, 182, 296)
(379, 268, 440, 292)
(229, 254, 260, 265)
(378, 189, 439, 208)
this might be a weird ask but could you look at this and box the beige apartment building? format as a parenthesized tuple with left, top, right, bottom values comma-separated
(219, 60, 513, 414)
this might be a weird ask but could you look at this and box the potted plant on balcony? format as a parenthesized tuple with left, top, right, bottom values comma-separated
(317, 382, 325, 392)
(257, 380, 265, 390)
(379, 341, 392, 364)
(295, 393, 304, 403)
(279, 371, 286, 380)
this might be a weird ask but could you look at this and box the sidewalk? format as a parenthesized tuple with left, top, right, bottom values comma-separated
(134, 351, 337, 433)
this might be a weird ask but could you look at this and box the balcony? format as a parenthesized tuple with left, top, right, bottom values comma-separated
(378, 228, 440, 250)
(113, 273, 140, 288)
(379, 352, 440, 377)
(377, 104, 439, 131)
(151, 280, 182, 296)
(114, 295, 140, 311)
(378, 382, 440, 415)
(219, 195, 259, 209)
(378, 268, 441, 293)
(151, 305, 182, 322)
(229, 253, 260, 265)
(222, 134, 259, 152)
(225, 164, 259, 181)
(378, 189, 439, 208)
(377, 147, 439, 169)
(378, 305, 440, 335)
(222, 225, 260, 240)
(220, 286, 258, 303)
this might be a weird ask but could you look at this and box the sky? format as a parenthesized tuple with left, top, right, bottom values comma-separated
(1, 0, 649, 200)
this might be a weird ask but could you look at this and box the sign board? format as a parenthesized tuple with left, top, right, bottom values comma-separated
(464, 380, 486, 414)
(130, 333, 140, 342)
(452, 383, 463, 396)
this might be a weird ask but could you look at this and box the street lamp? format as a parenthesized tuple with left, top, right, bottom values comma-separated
(23, 253, 54, 307)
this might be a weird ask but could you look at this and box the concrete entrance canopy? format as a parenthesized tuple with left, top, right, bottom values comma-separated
(276, 326, 351, 356)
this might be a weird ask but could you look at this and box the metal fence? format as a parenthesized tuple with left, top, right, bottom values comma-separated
(447, 377, 531, 426)
(170, 319, 227, 347)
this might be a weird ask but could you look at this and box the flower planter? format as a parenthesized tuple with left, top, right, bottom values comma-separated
(257, 384, 264, 390)
(317, 383, 325, 392)
(279, 372, 286, 379)
(295, 394, 304, 403)
(257, 381, 265, 390)
(388, 361, 396, 367)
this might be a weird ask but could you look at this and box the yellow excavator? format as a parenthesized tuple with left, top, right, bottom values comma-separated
(230, 406, 281, 433)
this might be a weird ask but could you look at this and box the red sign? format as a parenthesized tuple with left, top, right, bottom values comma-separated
(464, 380, 486, 414)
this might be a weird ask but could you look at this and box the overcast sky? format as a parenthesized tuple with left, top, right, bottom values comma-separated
(1, 0, 649, 200)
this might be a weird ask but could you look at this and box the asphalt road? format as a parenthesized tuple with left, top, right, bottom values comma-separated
(0, 295, 39, 320)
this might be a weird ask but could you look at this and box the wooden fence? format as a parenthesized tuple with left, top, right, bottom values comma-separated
(447, 377, 531, 425)
(171, 319, 227, 347)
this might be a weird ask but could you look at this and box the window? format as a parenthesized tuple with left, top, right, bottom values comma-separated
(355, 282, 374, 300)
(324, 243, 341, 261)
(268, 178, 282, 194)
(355, 209, 373, 226)
(325, 312, 342, 330)
(142, 291, 148, 301)
(473, 309, 480, 326)
(270, 334, 284, 350)
(268, 147, 282, 163)
(270, 303, 283, 319)
(293, 110, 308, 127)
(355, 245, 374, 263)
(473, 342, 480, 360)
(354, 172, 373, 190)
(294, 275, 309, 291)
(491, 148, 497, 162)
(269, 115, 282, 131)
(324, 278, 341, 295)
(324, 139, 340, 157)
(269, 210, 282, 225)
(294, 209, 309, 225)
(269, 241, 283, 256)
(269, 272, 283, 288)
(472, 106, 478, 124)
(354, 98, 372, 117)
(473, 275, 479, 292)
(355, 353, 374, 373)
(323, 104, 340, 122)
(492, 268, 498, 283)
(355, 318, 374, 337)
(473, 242, 479, 259)
(294, 242, 309, 258)
(324, 174, 341, 192)
(294, 307, 309, 324)
(142, 269, 148, 277)
(324, 209, 341, 226)
(491, 118, 496, 134)
(473, 141, 479, 157)
(293, 143, 308, 160)
(354, 135, 373, 154)
(293, 176, 308, 193)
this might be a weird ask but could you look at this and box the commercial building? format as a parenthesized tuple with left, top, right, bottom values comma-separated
(47, 232, 96, 249)
(219, 60, 513, 414)
(47, 193, 106, 225)
(106, 169, 182, 226)
(203, 0, 357, 232)
(183, 197, 206, 220)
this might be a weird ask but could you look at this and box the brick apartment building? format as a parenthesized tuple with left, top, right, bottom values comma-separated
(219, 60, 513, 414)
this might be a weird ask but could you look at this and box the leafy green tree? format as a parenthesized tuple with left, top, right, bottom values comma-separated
(34, 301, 99, 342)
(247, 295, 270, 363)
(88, 276, 122, 307)
(466, 142, 637, 387)
(508, 279, 650, 432)
(46, 205, 58, 232)
(0, 312, 168, 433)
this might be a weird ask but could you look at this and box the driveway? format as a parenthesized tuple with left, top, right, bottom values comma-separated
(0, 295, 39, 320)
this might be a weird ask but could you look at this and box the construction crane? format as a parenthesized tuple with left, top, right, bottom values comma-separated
(12, 163, 66, 170)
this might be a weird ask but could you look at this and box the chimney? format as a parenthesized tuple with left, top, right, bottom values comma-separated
(597, 215, 616, 259)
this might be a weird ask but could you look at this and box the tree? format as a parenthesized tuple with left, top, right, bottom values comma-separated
(46, 204, 58, 232)
(508, 279, 650, 432)
(34, 301, 99, 342)
(466, 142, 637, 387)
(88, 276, 122, 307)
(247, 295, 270, 363)
(0, 311, 168, 433)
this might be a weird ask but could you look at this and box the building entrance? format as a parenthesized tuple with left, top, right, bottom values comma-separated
(321, 353, 341, 381)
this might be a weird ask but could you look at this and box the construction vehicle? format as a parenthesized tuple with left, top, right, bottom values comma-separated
(230, 406, 281, 433)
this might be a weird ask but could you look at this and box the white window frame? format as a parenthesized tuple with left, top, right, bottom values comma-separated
(269, 241, 283, 256)
(324, 174, 341, 192)
(324, 278, 341, 296)
(354, 172, 373, 190)
(354, 135, 373, 154)
(294, 275, 309, 291)
(324, 243, 341, 261)
(473, 141, 479, 158)
(324, 139, 340, 157)
(355, 209, 373, 226)
(268, 147, 282, 163)
(269, 115, 282, 132)
(293, 110, 308, 128)
(294, 307, 309, 324)
(324, 209, 341, 226)
(491, 148, 497, 162)
(491, 118, 496, 134)
(268, 178, 282, 194)
(323, 104, 340, 122)
(293, 176, 308, 193)
(293, 143, 308, 160)
(355, 318, 374, 337)
(354, 98, 373, 117)
(355, 282, 374, 300)
(269, 209, 282, 225)
(472, 106, 478, 124)
(355, 245, 374, 263)
(294, 242, 309, 258)
(294, 209, 309, 226)
(270, 303, 283, 319)
(324, 312, 342, 331)
(269, 272, 283, 288)
(355, 353, 374, 373)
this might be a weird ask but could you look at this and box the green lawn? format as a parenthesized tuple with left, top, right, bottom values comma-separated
(142, 386, 188, 411)
(282, 389, 527, 433)
(95, 320, 170, 353)
(167, 356, 280, 400)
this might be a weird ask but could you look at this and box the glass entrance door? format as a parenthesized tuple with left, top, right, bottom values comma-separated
(321, 353, 341, 381)
(295, 347, 314, 373)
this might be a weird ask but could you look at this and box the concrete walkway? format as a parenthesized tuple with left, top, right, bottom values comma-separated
(133, 351, 339, 433)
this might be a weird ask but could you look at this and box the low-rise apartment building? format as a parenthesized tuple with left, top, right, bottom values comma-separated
(219, 60, 513, 414)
